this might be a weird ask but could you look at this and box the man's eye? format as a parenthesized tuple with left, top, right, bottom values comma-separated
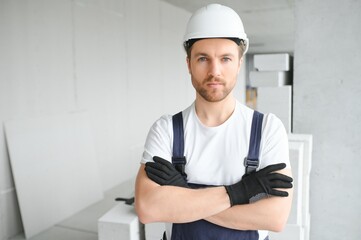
(198, 57, 207, 62)
(222, 57, 232, 62)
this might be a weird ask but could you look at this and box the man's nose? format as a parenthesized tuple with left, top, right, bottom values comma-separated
(208, 60, 221, 78)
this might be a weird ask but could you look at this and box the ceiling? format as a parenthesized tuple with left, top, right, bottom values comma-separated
(162, 0, 295, 54)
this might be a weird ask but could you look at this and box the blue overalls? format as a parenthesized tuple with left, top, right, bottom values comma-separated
(168, 111, 269, 240)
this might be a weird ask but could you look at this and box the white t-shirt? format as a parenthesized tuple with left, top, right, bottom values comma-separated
(141, 101, 290, 239)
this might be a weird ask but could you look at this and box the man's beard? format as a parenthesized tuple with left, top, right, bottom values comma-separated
(194, 75, 232, 102)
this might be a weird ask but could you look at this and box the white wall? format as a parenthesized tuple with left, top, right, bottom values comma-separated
(293, 0, 361, 239)
(0, 0, 192, 239)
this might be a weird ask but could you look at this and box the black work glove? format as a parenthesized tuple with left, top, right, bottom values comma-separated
(225, 163, 293, 206)
(145, 156, 188, 188)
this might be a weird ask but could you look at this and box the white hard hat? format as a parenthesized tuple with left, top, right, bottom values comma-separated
(183, 3, 249, 54)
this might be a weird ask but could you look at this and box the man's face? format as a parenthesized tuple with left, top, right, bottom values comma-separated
(187, 38, 242, 103)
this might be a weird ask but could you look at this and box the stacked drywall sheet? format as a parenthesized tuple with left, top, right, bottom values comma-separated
(145, 223, 166, 240)
(254, 53, 290, 72)
(257, 86, 292, 132)
(270, 134, 312, 240)
(98, 203, 141, 240)
(98, 198, 164, 240)
(249, 71, 291, 87)
(250, 53, 292, 132)
(270, 224, 305, 240)
(4, 111, 104, 239)
(97, 177, 144, 240)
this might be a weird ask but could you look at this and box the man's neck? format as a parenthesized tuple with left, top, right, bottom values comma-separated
(195, 95, 236, 127)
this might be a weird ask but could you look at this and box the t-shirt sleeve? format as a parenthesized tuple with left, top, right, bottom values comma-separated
(259, 113, 291, 169)
(140, 115, 173, 164)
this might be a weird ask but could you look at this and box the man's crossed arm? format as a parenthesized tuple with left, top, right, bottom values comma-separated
(135, 156, 293, 231)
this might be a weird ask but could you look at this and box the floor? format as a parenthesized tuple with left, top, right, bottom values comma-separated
(10, 178, 135, 240)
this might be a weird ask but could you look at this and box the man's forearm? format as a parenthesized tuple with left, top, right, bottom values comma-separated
(206, 169, 293, 232)
(135, 165, 231, 224)
(205, 195, 291, 232)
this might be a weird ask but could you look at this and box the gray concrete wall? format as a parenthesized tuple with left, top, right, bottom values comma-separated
(294, 0, 361, 239)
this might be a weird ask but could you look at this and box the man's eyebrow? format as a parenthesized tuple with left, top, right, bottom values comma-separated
(193, 52, 236, 58)
(193, 52, 209, 57)
(220, 53, 236, 58)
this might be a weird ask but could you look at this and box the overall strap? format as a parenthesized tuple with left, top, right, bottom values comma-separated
(172, 111, 187, 178)
(244, 110, 264, 174)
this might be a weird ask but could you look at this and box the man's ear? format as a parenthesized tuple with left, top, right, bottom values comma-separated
(186, 57, 191, 74)
(237, 56, 244, 74)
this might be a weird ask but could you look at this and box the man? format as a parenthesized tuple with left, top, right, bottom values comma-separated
(135, 3, 293, 240)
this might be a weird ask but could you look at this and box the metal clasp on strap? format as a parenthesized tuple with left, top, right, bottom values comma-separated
(172, 156, 187, 178)
(244, 157, 259, 174)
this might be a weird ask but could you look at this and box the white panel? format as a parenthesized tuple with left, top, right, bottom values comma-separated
(125, 0, 163, 146)
(0, 1, 76, 238)
(288, 134, 313, 175)
(288, 134, 312, 240)
(4, 0, 75, 116)
(98, 203, 140, 240)
(74, 0, 135, 191)
(253, 53, 290, 71)
(257, 86, 292, 132)
(304, 213, 311, 240)
(0, 200, 3, 240)
(160, 1, 194, 114)
(288, 142, 304, 225)
(4, 112, 103, 238)
(0, 0, 75, 189)
(0, 127, 14, 191)
(0, 0, 17, 192)
(249, 71, 291, 87)
(269, 224, 304, 240)
(145, 223, 166, 240)
(0, 189, 23, 239)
